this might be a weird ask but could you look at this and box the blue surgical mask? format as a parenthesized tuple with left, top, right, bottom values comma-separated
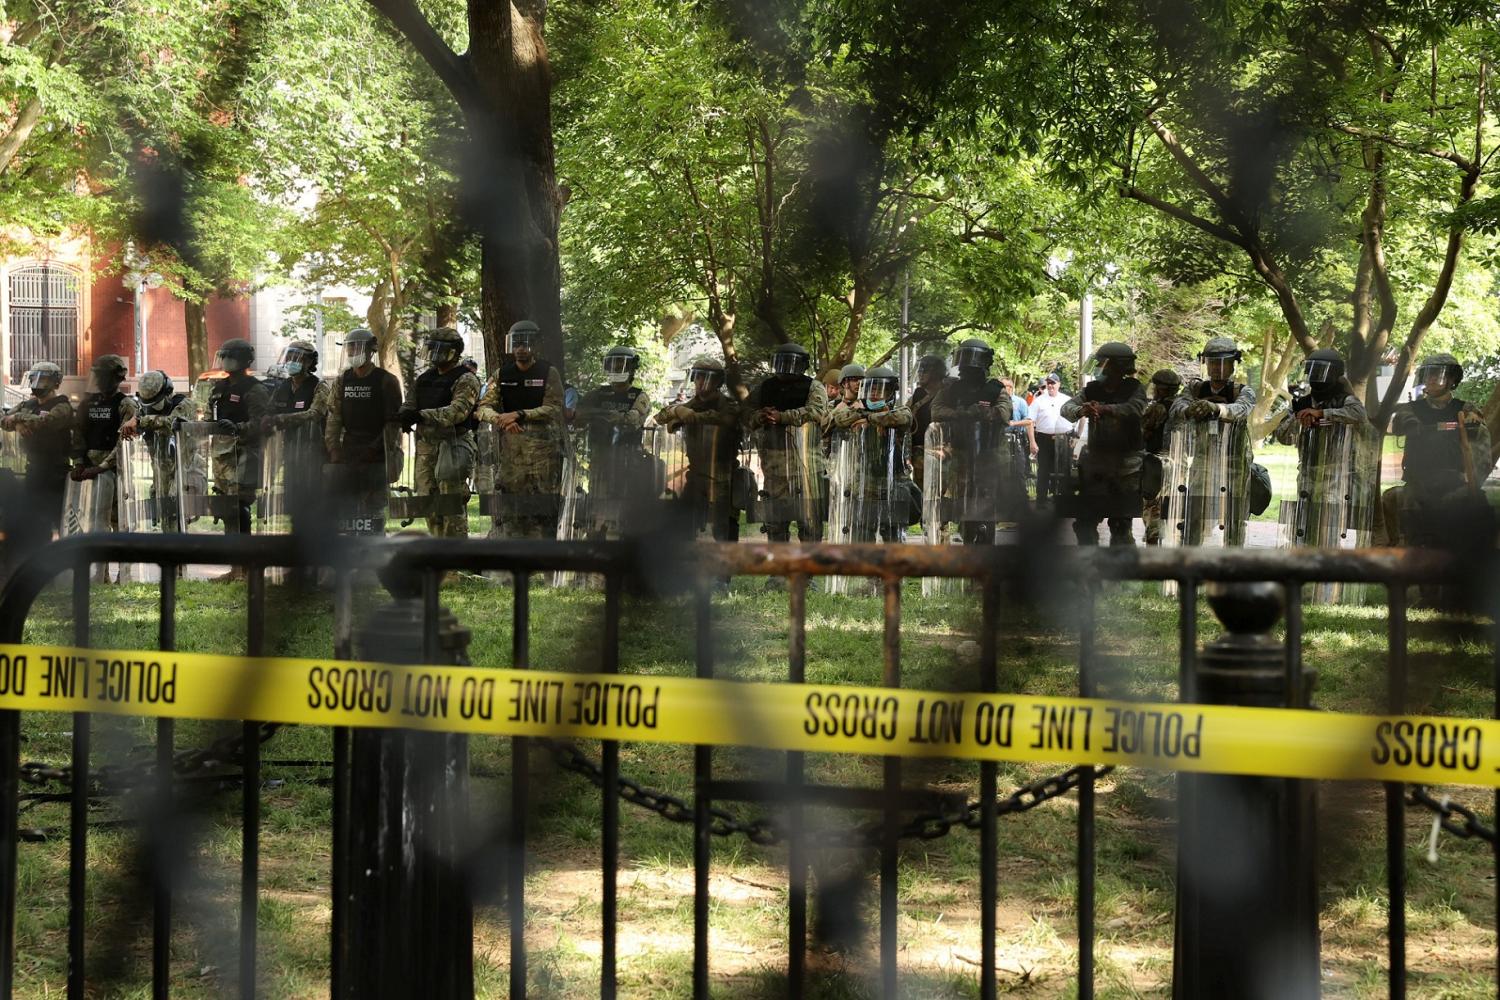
(285, 362, 304, 376)
(866, 399, 889, 411)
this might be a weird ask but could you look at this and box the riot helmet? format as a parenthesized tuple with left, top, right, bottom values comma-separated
(215, 338, 255, 375)
(277, 340, 318, 378)
(770, 343, 811, 377)
(1302, 348, 1345, 396)
(460, 357, 479, 376)
(505, 320, 542, 360)
(25, 361, 62, 396)
(603, 346, 640, 384)
(341, 329, 377, 371)
(954, 339, 995, 376)
(1416, 353, 1462, 395)
(1091, 342, 1137, 380)
(860, 366, 900, 411)
(423, 327, 464, 369)
(137, 370, 174, 410)
(915, 354, 948, 383)
(89, 354, 129, 395)
(1198, 337, 1242, 384)
(688, 356, 725, 396)
(1149, 368, 1182, 401)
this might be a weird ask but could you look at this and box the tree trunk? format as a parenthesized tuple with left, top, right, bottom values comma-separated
(367, 277, 407, 396)
(367, 0, 565, 376)
(184, 298, 209, 381)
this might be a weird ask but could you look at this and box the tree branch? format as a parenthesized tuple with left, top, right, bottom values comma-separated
(0, 96, 43, 175)
(1331, 123, 1474, 172)
(1123, 186, 1247, 247)
(365, 0, 474, 106)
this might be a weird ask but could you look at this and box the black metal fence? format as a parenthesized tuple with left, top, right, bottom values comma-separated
(0, 533, 1490, 999)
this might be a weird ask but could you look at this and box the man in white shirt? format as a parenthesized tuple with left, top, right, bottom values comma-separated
(1030, 374, 1074, 506)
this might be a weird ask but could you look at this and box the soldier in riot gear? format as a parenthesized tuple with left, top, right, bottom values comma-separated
(1141, 369, 1182, 545)
(262, 340, 331, 528)
(827, 365, 913, 542)
(574, 346, 652, 538)
(1273, 349, 1367, 442)
(205, 338, 270, 536)
(120, 370, 192, 530)
(908, 354, 951, 494)
(475, 320, 565, 539)
(746, 343, 826, 542)
(1, 361, 73, 539)
(399, 327, 481, 538)
(325, 329, 401, 534)
(655, 357, 741, 541)
(1061, 342, 1147, 546)
(930, 339, 1012, 544)
(1166, 336, 1257, 546)
(1385, 352, 1492, 548)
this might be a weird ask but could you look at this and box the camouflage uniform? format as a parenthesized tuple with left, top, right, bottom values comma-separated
(1388, 395, 1491, 547)
(268, 375, 332, 526)
(206, 373, 270, 534)
(476, 361, 565, 538)
(655, 391, 742, 540)
(8, 393, 73, 534)
(326, 365, 402, 533)
(1060, 377, 1148, 546)
(408, 366, 482, 539)
(746, 374, 826, 542)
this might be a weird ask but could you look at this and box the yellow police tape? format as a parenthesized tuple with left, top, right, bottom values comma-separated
(0, 642, 1492, 787)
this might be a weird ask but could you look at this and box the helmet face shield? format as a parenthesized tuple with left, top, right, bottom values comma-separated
(954, 345, 993, 373)
(771, 351, 809, 376)
(1303, 359, 1335, 384)
(860, 376, 897, 410)
(215, 350, 248, 374)
(689, 367, 723, 395)
(425, 336, 461, 367)
(603, 354, 635, 383)
(1417, 364, 1458, 392)
(341, 334, 376, 371)
(277, 344, 317, 377)
(506, 328, 541, 356)
(1203, 355, 1236, 382)
(26, 367, 60, 394)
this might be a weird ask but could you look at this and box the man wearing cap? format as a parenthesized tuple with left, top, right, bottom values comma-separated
(1029, 374, 1074, 507)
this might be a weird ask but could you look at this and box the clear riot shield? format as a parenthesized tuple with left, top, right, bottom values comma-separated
(389, 430, 469, 528)
(174, 421, 245, 534)
(1276, 421, 1378, 602)
(557, 425, 656, 543)
(117, 435, 173, 533)
(826, 424, 912, 596)
(749, 423, 824, 533)
(257, 423, 327, 534)
(1158, 419, 1252, 554)
(473, 424, 566, 537)
(653, 422, 740, 540)
(60, 468, 116, 538)
(0, 425, 23, 526)
(920, 419, 1016, 596)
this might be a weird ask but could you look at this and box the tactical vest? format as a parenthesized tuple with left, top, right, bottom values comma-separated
(1401, 397, 1467, 487)
(23, 396, 71, 470)
(495, 359, 554, 414)
(756, 374, 814, 412)
(584, 385, 644, 452)
(1193, 381, 1244, 405)
(82, 392, 125, 453)
(271, 376, 320, 416)
(911, 379, 952, 447)
(414, 366, 478, 433)
(339, 368, 394, 452)
(1082, 379, 1144, 454)
(945, 376, 1006, 410)
(210, 374, 258, 425)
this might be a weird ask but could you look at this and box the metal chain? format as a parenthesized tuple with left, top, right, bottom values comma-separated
(18, 722, 284, 795)
(538, 736, 1111, 848)
(1406, 785, 1498, 844)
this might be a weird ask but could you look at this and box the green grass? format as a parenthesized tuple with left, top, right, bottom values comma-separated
(8, 575, 1498, 997)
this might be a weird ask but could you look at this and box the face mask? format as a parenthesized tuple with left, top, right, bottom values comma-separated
(285, 362, 304, 377)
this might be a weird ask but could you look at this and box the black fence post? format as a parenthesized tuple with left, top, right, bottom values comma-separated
(1173, 581, 1319, 999)
(332, 592, 475, 1000)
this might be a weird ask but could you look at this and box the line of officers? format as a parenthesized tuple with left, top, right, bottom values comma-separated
(0, 323, 1486, 566)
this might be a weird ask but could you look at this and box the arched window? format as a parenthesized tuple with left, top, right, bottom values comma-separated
(8, 262, 80, 381)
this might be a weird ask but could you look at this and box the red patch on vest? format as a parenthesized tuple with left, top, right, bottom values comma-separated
(229, 394, 241, 403)
(294, 401, 306, 409)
